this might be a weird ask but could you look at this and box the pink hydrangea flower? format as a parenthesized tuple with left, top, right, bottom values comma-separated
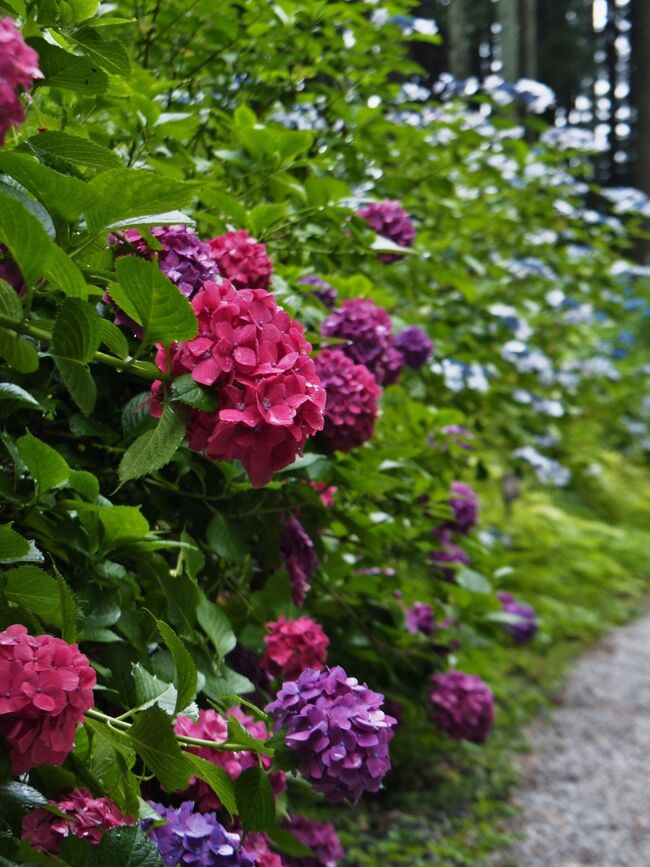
(208, 230, 273, 290)
(243, 833, 283, 867)
(357, 200, 416, 263)
(314, 349, 380, 453)
(429, 670, 494, 744)
(0, 19, 43, 146)
(0, 625, 95, 774)
(310, 481, 337, 508)
(263, 616, 329, 681)
(22, 788, 132, 853)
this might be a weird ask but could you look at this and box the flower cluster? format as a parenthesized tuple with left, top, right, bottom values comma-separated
(0, 19, 42, 146)
(280, 516, 318, 607)
(263, 616, 330, 681)
(174, 707, 281, 812)
(430, 529, 469, 582)
(282, 816, 344, 867)
(0, 245, 24, 294)
(314, 349, 381, 453)
(357, 200, 416, 262)
(243, 833, 283, 867)
(393, 326, 433, 369)
(154, 280, 325, 487)
(22, 789, 132, 853)
(144, 801, 254, 867)
(321, 299, 403, 386)
(299, 275, 338, 309)
(446, 481, 479, 535)
(405, 602, 435, 637)
(0, 625, 95, 774)
(497, 592, 538, 644)
(266, 666, 397, 804)
(209, 230, 273, 290)
(428, 671, 494, 744)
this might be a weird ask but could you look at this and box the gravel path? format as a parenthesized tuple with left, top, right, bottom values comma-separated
(508, 613, 650, 867)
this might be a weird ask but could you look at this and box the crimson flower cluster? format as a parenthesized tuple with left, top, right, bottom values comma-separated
(0, 625, 95, 774)
(242, 833, 283, 867)
(357, 200, 416, 262)
(314, 349, 380, 453)
(22, 789, 132, 853)
(497, 592, 538, 644)
(445, 481, 479, 535)
(405, 602, 435, 637)
(0, 19, 42, 146)
(428, 671, 494, 744)
(283, 816, 344, 867)
(280, 516, 318, 607)
(298, 275, 338, 309)
(153, 280, 325, 487)
(393, 325, 433, 369)
(208, 230, 273, 290)
(266, 666, 397, 804)
(263, 616, 330, 681)
(321, 299, 404, 386)
(430, 528, 469, 582)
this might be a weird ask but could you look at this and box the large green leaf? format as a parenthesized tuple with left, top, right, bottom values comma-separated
(17, 431, 70, 492)
(71, 28, 131, 77)
(0, 153, 93, 221)
(86, 170, 194, 232)
(94, 827, 164, 867)
(31, 39, 110, 96)
(0, 383, 42, 409)
(154, 618, 198, 714)
(51, 299, 102, 415)
(126, 706, 190, 791)
(184, 754, 237, 815)
(196, 593, 237, 659)
(171, 374, 219, 411)
(0, 524, 30, 562)
(118, 401, 188, 485)
(27, 130, 121, 170)
(206, 512, 249, 563)
(234, 767, 276, 833)
(3, 566, 61, 625)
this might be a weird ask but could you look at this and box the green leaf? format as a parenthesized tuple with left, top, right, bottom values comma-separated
(0, 782, 47, 810)
(100, 319, 129, 359)
(52, 299, 102, 363)
(55, 358, 97, 415)
(3, 566, 61, 624)
(0, 524, 30, 561)
(234, 767, 276, 833)
(0, 153, 93, 221)
(184, 754, 237, 816)
(17, 431, 70, 492)
(86, 170, 193, 232)
(97, 505, 150, 550)
(456, 568, 492, 594)
(153, 617, 198, 714)
(71, 28, 131, 77)
(118, 401, 188, 485)
(0, 383, 42, 409)
(132, 664, 180, 716)
(266, 827, 315, 858)
(206, 512, 249, 563)
(126, 706, 190, 791)
(0, 328, 39, 373)
(69, 469, 100, 501)
(0, 278, 22, 319)
(56, 573, 78, 642)
(248, 203, 288, 236)
(171, 374, 219, 411)
(94, 827, 164, 867)
(196, 593, 237, 658)
(31, 39, 110, 97)
(27, 131, 121, 170)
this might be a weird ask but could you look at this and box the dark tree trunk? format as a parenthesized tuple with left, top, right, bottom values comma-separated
(449, 0, 472, 78)
(631, 0, 650, 259)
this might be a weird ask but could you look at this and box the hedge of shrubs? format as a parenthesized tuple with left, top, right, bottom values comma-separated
(1, 2, 649, 865)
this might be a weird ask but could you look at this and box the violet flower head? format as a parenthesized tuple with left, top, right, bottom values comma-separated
(280, 516, 317, 607)
(265, 666, 397, 804)
(282, 816, 344, 867)
(314, 348, 381, 453)
(143, 801, 255, 867)
(430, 528, 469, 582)
(321, 298, 404, 386)
(0, 19, 43, 146)
(429, 670, 494, 744)
(406, 602, 435, 637)
(299, 275, 338, 309)
(446, 481, 479, 535)
(497, 592, 538, 644)
(393, 326, 433, 369)
(357, 200, 416, 262)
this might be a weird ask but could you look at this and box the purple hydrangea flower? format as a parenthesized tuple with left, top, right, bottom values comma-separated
(429, 671, 494, 744)
(282, 816, 344, 867)
(314, 349, 380, 453)
(357, 200, 416, 263)
(143, 801, 254, 866)
(431, 529, 469, 581)
(446, 481, 479, 535)
(299, 275, 338, 309)
(393, 326, 433, 369)
(406, 602, 435, 637)
(265, 666, 397, 804)
(496, 592, 538, 644)
(321, 298, 404, 386)
(280, 517, 317, 607)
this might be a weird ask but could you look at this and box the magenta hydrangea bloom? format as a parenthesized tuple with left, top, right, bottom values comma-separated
(242, 833, 283, 867)
(429, 671, 494, 744)
(405, 602, 435, 637)
(357, 200, 416, 263)
(314, 348, 380, 453)
(0, 625, 96, 774)
(22, 789, 133, 853)
(280, 516, 317, 607)
(144, 802, 254, 867)
(263, 616, 329, 681)
(298, 275, 338, 309)
(446, 481, 479, 535)
(321, 299, 403, 386)
(282, 816, 344, 867)
(0, 19, 43, 146)
(266, 666, 397, 804)
(393, 326, 433, 369)
(430, 529, 469, 582)
(497, 592, 538, 644)
(209, 230, 273, 290)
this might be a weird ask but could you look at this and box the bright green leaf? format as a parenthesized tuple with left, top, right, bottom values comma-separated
(17, 431, 70, 492)
(118, 401, 188, 485)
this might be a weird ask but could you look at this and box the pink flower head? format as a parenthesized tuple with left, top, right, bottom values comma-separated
(357, 200, 416, 263)
(173, 707, 284, 812)
(430, 528, 469, 582)
(263, 616, 329, 681)
(310, 481, 337, 508)
(0, 19, 42, 146)
(208, 230, 273, 290)
(314, 349, 380, 453)
(0, 625, 95, 774)
(282, 816, 344, 867)
(280, 516, 317, 607)
(243, 833, 283, 867)
(445, 481, 479, 535)
(429, 671, 494, 744)
(153, 280, 325, 487)
(22, 788, 132, 853)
